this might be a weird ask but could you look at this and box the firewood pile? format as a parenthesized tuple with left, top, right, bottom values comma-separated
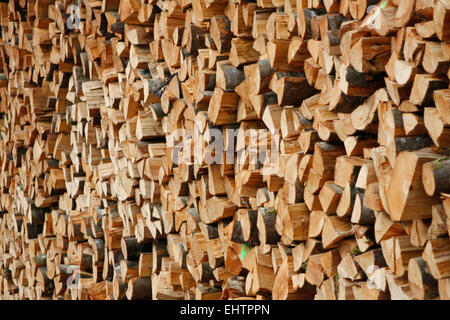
(0, 0, 449, 300)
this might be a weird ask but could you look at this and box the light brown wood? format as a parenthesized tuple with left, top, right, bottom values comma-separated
(1, 0, 450, 302)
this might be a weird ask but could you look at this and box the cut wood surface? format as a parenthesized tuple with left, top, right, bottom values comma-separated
(0, 0, 449, 301)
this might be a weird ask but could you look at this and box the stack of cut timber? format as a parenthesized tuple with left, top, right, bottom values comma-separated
(0, 0, 449, 300)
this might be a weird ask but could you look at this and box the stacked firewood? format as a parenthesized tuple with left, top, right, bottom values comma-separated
(0, 0, 449, 300)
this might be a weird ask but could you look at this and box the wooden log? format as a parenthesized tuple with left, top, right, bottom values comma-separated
(434, 0, 450, 41)
(408, 257, 439, 300)
(422, 158, 450, 197)
(433, 89, 450, 125)
(385, 150, 441, 221)
(381, 235, 423, 277)
(424, 108, 450, 148)
(423, 238, 450, 280)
